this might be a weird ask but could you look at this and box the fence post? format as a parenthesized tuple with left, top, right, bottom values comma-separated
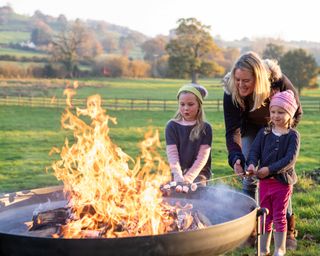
(217, 99, 220, 112)
(147, 99, 150, 110)
(163, 100, 166, 111)
(131, 99, 134, 110)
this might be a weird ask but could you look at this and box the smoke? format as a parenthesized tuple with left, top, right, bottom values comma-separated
(185, 184, 257, 225)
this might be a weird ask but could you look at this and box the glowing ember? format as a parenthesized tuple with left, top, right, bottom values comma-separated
(49, 87, 187, 238)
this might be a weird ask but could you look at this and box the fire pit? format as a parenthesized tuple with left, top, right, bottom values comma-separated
(0, 185, 257, 256)
(1, 92, 260, 255)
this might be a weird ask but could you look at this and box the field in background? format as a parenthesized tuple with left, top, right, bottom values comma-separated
(0, 78, 319, 255)
(1, 77, 319, 98)
(0, 31, 30, 44)
(0, 47, 48, 58)
(0, 78, 223, 98)
(1, 78, 319, 112)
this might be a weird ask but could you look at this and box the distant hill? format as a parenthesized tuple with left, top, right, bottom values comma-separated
(0, 6, 32, 32)
(0, 5, 148, 59)
(0, 5, 148, 39)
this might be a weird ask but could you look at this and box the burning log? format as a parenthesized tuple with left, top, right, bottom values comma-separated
(28, 207, 69, 237)
(30, 207, 69, 231)
(29, 203, 212, 238)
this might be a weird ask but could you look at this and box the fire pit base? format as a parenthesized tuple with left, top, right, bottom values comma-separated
(0, 185, 257, 256)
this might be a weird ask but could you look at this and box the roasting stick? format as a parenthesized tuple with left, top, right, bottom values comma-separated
(193, 171, 250, 185)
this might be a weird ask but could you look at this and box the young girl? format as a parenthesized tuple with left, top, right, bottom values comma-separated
(165, 83, 212, 186)
(247, 90, 300, 256)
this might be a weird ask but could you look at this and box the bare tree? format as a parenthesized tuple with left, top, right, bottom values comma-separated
(51, 19, 102, 78)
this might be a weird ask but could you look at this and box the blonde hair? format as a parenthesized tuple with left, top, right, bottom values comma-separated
(226, 52, 270, 111)
(265, 117, 295, 133)
(174, 91, 206, 141)
(263, 59, 282, 82)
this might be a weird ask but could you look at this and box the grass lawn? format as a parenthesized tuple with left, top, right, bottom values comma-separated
(0, 80, 319, 255)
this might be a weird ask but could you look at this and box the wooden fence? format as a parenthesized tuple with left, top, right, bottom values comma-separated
(0, 96, 319, 112)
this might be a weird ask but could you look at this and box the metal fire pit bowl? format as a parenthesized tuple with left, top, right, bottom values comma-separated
(0, 185, 257, 256)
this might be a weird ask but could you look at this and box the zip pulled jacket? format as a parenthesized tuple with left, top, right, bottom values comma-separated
(246, 128, 300, 185)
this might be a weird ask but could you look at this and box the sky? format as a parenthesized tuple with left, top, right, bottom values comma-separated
(1, 0, 319, 42)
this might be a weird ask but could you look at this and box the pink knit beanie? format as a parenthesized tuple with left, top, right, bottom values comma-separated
(270, 90, 298, 118)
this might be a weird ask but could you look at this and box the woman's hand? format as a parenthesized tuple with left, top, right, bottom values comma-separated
(234, 159, 244, 176)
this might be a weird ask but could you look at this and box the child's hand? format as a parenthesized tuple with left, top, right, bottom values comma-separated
(256, 167, 270, 179)
(173, 172, 185, 183)
(246, 164, 256, 176)
(233, 159, 244, 176)
(184, 174, 193, 184)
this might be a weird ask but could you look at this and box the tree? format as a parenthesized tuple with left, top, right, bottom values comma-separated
(51, 19, 102, 78)
(263, 43, 285, 61)
(93, 55, 129, 77)
(128, 60, 151, 78)
(213, 47, 240, 74)
(166, 18, 222, 83)
(57, 14, 68, 30)
(101, 33, 119, 53)
(119, 35, 135, 56)
(141, 36, 168, 77)
(141, 36, 167, 61)
(280, 49, 318, 94)
(31, 20, 53, 45)
(156, 55, 169, 78)
(119, 32, 146, 57)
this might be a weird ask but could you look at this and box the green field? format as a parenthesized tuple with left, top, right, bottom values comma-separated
(0, 47, 48, 58)
(0, 77, 223, 99)
(0, 79, 319, 255)
(0, 31, 30, 44)
(0, 60, 46, 68)
(1, 77, 319, 100)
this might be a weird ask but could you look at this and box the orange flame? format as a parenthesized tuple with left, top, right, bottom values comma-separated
(50, 90, 176, 238)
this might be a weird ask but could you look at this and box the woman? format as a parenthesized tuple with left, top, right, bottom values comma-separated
(223, 51, 302, 250)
